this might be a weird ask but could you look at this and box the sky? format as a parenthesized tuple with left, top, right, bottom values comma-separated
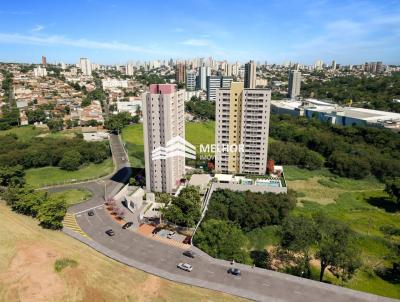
(0, 0, 399, 65)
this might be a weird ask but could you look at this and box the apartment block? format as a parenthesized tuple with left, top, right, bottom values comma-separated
(288, 70, 301, 99)
(215, 82, 271, 175)
(186, 70, 197, 91)
(175, 63, 186, 83)
(207, 76, 233, 101)
(143, 84, 185, 193)
(244, 60, 256, 88)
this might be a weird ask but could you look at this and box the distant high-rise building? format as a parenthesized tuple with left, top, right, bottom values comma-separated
(80, 58, 92, 76)
(331, 60, 337, 70)
(126, 63, 134, 76)
(41, 56, 47, 65)
(175, 63, 186, 83)
(215, 82, 271, 175)
(376, 61, 383, 73)
(314, 60, 323, 70)
(186, 70, 196, 91)
(207, 76, 222, 101)
(288, 70, 301, 99)
(221, 76, 233, 88)
(143, 84, 185, 193)
(244, 60, 256, 88)
(206, 76, 233, 101)
(224, 63, 232, 76)
(197, 66, 211, 90)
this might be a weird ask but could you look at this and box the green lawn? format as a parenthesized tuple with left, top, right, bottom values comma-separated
(185, 121, 215, 155)
(49, 189, 92, 205)
(121, 124, 145, 168)
(121, 121, 216, 168)
(25, 159, 114, 188)
(0, 125, 48, 140)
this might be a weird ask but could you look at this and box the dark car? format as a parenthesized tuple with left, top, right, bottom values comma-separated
(105, 229, 115, 236)
(228, 268, 241, 276)
(88, 210, 94, 216)
(183, 250, 195, 258)
(122, 222, 133, 229)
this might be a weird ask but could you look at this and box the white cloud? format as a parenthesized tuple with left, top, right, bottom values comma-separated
(0, 32, 165, 55)
(30, 25, 44, 33)
(180, 39, 210, 46)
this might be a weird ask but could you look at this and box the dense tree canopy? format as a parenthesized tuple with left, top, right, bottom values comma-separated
(185, 97, 215, 120)
(3, 186, 67, 230)
(279, 213, 361, 282)
(0, 165, 25, 187)
(270, 114, 400, 179)
(104, 112, 132, 133)
(205, 189, 296, 232)
(193, 219, 251, 264)
(301, 73, 400, 113)
(162, 186, 201, 227)
(0, 134, 110, 170)
(268, 140, 324, 170)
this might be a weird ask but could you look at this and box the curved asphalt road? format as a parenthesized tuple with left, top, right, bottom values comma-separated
(46, 133, 133, 213)
(48, 133, 396, 302)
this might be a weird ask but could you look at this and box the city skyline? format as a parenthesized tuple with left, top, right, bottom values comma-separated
(0, 0, 399, 65)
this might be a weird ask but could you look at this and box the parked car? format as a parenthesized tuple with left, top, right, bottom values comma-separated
(228, 268, 241, 276)
(122, 222, 133, 229)
(177, 263, 193, 272)
(167, 231, 176, 239)
(105, 229, 115, 236)
(88, 210, 94, 216)
(183, 250, 195, 258)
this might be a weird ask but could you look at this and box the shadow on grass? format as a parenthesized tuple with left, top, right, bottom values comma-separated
(375, 266, 400, 284)
(366, 196, 399, 213)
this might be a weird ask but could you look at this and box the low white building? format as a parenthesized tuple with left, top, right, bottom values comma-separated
(102, 79, 128, 89)
(116, 100, 142, 115)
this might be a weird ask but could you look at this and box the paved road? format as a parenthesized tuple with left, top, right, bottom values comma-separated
(73, 205, 395, 302)
(46, 133, 133, 214)
(51, 133, 396, 302)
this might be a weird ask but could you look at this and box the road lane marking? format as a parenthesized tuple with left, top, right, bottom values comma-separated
(74, 204, 104, 215)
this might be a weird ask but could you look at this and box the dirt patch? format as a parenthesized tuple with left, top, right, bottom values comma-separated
(0, 242, 66, 302)
(138, 275, 162, 302)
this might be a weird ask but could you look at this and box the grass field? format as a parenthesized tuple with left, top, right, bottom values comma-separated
(49, 189, 92, 205)
(121, 121, 216, 168)
(121, 123, 145, 168)
(0, 125, 47, 140)
(0, 203, 245, 302)
(25, 159, 114, 188)
(274, 166, 400, 298)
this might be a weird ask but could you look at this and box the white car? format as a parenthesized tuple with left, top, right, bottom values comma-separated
(177, 263, 193, 272)
(167, 231, 176, 239)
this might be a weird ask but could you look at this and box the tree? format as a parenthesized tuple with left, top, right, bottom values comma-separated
(0, 165, 25, 187)
(47, 118, 64, 132)
(59, 150, 82, 171)
(385, 178, 400, 204)
(27, 109, 47, 124)
(37, 196, 67, 229)
(104, 112, 132, 133)
(279, 215, 319, 278)
(161, 186, 201, 227)
(314, 214, 361, 282)
(10, 187, 46, 217)
(193, 219, 251, 264)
